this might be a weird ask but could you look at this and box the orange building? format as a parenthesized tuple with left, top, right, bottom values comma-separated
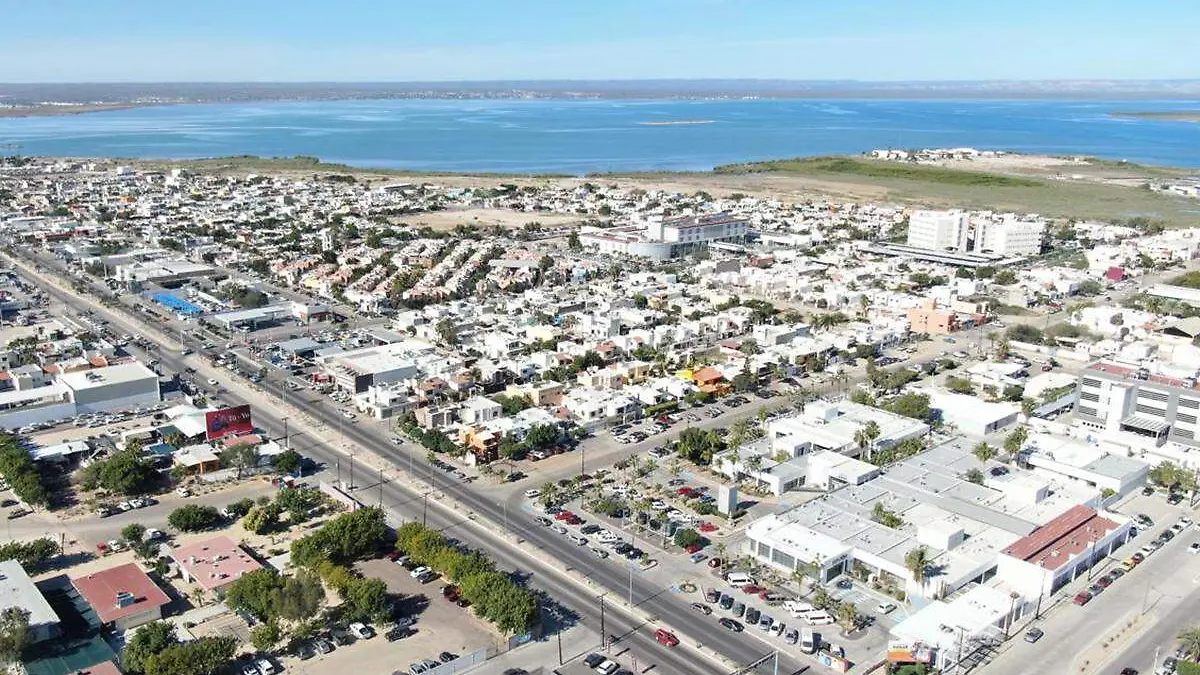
(906, 299, 960, 335)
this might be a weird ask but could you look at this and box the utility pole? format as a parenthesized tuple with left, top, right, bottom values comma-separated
(378, 467, 384, 508)
(628, 565, 633, 607)
(557, 628, 564, 665)
(281, 416, 289, 449)
(599, 597, 607, 651)
(422, 492, 429, 526)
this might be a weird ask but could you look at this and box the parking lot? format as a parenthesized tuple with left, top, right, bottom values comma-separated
(341, 558, 501, 669)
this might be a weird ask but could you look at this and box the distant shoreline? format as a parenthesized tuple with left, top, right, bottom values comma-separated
(0, 102, 162, 118)
(1111, 111, 1200, 123)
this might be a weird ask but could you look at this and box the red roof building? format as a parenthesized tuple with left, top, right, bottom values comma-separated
(997, 504, 1131, 599)
(69, 661, 122, 675)
(72, 563, 170, 632)
(171, 536, 263, 595)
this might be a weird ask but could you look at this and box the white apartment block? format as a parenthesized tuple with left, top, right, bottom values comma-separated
(906, 209, 1045, 257)
(906, 210, 969, 252)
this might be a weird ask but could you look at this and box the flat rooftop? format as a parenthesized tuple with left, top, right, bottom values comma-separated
(0, 559, 60, 632)
(57, 362, 158, 391)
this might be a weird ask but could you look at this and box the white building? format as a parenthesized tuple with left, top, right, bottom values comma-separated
(907, 210, 969, 252)
(906, 210, 1045, 258)
(580, 212, 748, 260)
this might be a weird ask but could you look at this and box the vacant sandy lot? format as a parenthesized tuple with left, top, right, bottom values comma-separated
(405, 207, 583, 231)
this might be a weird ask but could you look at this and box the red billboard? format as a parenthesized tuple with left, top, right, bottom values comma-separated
(205, 405, 253, 441)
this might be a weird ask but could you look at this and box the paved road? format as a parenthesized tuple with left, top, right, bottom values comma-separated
(10, 255, 792, 675)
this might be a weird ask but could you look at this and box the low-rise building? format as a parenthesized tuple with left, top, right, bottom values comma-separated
(172, 536, 264, 596)
(0, 559, 61, 643)
(71, 562, 171, 632)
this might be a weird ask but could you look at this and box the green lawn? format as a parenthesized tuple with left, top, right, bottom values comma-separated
(714, 156, 1043, 187)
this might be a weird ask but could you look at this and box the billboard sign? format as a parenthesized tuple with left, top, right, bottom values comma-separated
(205, 405, 253, 440)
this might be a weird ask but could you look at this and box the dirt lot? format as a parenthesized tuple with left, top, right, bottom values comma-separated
(402, 207, 582, 232)
(273, 557, 501, 675)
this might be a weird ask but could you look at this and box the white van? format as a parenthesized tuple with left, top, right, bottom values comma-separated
(800, 628, 816, 654)
(785, 600, 815, 617)
(726, 572, 755, 588)
(804, 611, 835, 626)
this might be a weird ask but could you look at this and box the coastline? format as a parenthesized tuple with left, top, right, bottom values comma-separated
(1111, 111, 1200, 123)
(0, 102, 164, 118)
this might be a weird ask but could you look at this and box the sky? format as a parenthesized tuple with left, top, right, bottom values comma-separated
(2, 0, 1198, 83)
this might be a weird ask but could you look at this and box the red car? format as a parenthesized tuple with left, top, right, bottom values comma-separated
(1096, 576, 1113, 589)
(698, 523, 718, 533)
(1073, 591, 1093, 606)
(555, 511, 575, 521)
(676, 487, 694, 496)
(685, 543, 704, 554)
(388, 550, 404, 561)
(565, 515, 583, 526)
(742, 584, 766, 595)
(707, 558, 723, 568)
(654, 628, 679, 647)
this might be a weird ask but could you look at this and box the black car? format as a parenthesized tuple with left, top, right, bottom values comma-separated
(719, 618, 744, 632)
(583, 653, 605, 668)
(581, 524, 601, 535)
(719, 593, 734, 610)
(745, 607, 761, 624)
(439, 652, 456, 663)
(0, 499, 17, 508)
(329, 629, 355, 646)
(1142, 486, 1156, 496)
(614, 543, 633, 555)
(386, 627, 412, 642)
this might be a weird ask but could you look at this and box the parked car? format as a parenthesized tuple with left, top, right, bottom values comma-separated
(719, 618, 744, 632)
(1073, 591, 1093, 606)
(1024, 628, 1045, 643)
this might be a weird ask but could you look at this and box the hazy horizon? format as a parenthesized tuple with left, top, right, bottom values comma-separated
(4, 1, 1199, 83)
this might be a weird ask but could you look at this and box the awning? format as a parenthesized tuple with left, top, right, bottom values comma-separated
(1120, 414, 1170, 434)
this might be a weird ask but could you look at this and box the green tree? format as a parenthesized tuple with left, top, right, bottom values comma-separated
(945, 376, 975, 395)
(122, 522, 147, 544)
(993, 269, 1018, 285)
(273, 569, 326, 622)
(965, 468, 985, 484)
(836, 601, 860, 631)
(144, 636, 237, 675)
(0, 538, 60, 571)
(674, 528, 703, 549)
(344, 576, 390, 623)
(272, 449, 302, 474)
(567, 231, 582, 251)
(887, 393, 933, 423)
(167, 504, 223, 532)
(1179, 627, 1200, 661)
(224, 497, 255, 519)
(88, 449, 157, 495)
(972, 442, 997, 464)
(123, 621, 178, 674)
(1004, 426, 1029, 457)
(250, 622, 281, 653)
(0, 607, 30, 664)
(225, 569, 285, 622)
(905, 546, 931, 588)
(219, 444, 259, 479)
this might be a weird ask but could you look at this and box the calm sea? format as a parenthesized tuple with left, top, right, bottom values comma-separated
(1, 98, 1198, 173)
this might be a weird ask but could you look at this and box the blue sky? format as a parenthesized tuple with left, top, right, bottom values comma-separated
(2, 0, 1197, 82)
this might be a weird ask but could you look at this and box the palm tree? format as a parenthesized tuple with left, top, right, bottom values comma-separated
(836, 601, 860, 631)
(855, 421, 881, 460)
(973, 442, 998, 464)
(668, 458, 682, 479)
(905, 546, 931, 592)
(1178, 627, 1200, 661)
(1021, 397, 1037, 418)
(713, 542, 728, 570)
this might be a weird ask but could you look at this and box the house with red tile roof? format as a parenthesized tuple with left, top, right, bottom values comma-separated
(72, 562, 171, 632)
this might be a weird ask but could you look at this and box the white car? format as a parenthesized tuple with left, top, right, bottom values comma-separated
(207, 378, 219, 386)
(651, 500, 670, 511)
(256, 661, 276, 675)
(348, 622, 375, 639)
(524, 489, 541, 499)
(1189, 542, 1200, 554)
(144, 528, 165, 541)
(241, 665, 259, 675)
(877, 602, 897, 614)
(409, 566, 431, 579)
(594, 661, 619, 675)
(595, 530, 618, 543)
